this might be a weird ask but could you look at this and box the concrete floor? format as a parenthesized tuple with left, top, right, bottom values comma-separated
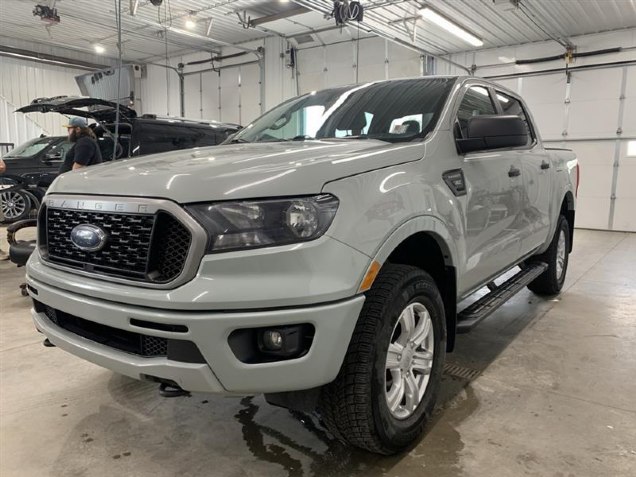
(1, 229, 635, 477)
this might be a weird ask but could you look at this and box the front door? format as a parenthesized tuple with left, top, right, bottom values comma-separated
(454, 85, 525, 295)
(494, 90, 553, 255)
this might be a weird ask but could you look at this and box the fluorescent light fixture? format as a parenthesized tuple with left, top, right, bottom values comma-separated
(93, 44, 105, 54)
(420, 8, 483, 47)
(130, 0, 139, 16)
(185, 18, 196, 29)
(206, 18, 213, 36)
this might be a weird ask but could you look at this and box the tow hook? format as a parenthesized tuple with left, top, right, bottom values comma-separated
(159, 382, 190, 398)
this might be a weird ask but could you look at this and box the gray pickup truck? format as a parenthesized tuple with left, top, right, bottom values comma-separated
(26, 76, 578, 454)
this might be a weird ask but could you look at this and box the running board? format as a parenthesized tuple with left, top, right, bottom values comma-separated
(456, 262, 548, 334)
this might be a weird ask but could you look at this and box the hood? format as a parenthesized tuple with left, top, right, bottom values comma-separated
(48, 139, 426, 203)
(16, 96, 136, 122)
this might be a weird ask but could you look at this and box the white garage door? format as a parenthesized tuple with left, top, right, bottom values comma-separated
(498, 65, 635, 232)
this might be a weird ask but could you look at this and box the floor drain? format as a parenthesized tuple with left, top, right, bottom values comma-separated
(443, 363, 481, 380)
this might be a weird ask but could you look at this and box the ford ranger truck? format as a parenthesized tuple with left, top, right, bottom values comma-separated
(26, 76, 578, 454)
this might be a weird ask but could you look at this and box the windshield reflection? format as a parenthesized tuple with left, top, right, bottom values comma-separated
(231, 78, 455, 145)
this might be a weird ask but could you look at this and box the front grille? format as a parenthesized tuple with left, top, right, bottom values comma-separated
(43, 206, 192, 283)
(35, 300, 204, 363)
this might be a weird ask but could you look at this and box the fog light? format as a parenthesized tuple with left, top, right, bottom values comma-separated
(257, 325, 305, 357)
(263, 330, 283, 351)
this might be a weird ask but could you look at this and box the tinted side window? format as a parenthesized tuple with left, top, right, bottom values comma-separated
(137, 123, 217, 155)
(456, 86, 497, 138)
(495, 91, 534, 146)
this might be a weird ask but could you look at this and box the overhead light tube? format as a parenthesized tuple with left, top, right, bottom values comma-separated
(420, 8, 483, 47)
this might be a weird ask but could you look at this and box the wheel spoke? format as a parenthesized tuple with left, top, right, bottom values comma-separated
(411, 351, 433, 372)
(411, 313, 431, 346)
(404, 372, 419, 412)
(386, 342, 403, 370)
(386, 372, 405, 412)
(399, 305, 415, 340)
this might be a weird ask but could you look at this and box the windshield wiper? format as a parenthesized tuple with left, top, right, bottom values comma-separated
(288, 135, 315, 141)
(227, 137, 250, 144)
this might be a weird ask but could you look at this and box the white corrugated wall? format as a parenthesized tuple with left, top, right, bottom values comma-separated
(0, 55, 85, 145)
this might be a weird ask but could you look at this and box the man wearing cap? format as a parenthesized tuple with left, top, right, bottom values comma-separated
(59, 117, 102, 174)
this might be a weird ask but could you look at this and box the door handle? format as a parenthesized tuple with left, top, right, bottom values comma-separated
(541, 161, 551, 170)
(508, 166, 521, 178)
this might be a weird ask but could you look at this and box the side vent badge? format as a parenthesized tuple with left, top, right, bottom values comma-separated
(443, 169, 467, 197)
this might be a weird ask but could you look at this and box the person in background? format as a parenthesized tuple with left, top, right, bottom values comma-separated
(59, 117, 102, 173)
(0, 157, 8, 260)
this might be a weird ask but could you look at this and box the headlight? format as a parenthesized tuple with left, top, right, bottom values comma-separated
(186, 194, 339, 253)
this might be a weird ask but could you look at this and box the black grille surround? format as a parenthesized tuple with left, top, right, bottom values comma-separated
(41, 205, 192, 284)
(34, 300, 205, 363)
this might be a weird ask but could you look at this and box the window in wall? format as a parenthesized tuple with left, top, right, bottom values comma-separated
(495, 91, 534, 145)
(456, 86, 496, 138)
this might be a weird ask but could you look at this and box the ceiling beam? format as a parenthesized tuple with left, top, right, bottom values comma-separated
(0, 45, 109, 70)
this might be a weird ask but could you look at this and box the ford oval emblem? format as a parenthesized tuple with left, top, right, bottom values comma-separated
(70, 224, 108, 252)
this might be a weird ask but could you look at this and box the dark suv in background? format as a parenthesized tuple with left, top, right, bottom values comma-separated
(1, 96, 241, 223)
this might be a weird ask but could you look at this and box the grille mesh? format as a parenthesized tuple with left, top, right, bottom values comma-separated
(43, 207, 191, 283)
(37, 303, 168, 358)
(147, 213, 192, 282)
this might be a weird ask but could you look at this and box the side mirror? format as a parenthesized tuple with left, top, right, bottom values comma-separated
(43, 151, 63, 164)
(456, 115, 528, 154)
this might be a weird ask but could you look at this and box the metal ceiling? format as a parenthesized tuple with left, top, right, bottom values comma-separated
(0, 0, 634, 63)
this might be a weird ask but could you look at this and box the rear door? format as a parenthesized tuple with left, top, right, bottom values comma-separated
(494, 90, 552, 255)
(455, 84, 525, 293)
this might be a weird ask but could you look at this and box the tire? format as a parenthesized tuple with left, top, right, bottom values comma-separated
(0, 190, 32, 224)
(318, 264, 446, 454)
(527, 215, 570, 295)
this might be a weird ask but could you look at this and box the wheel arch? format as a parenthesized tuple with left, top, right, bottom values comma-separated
(561, 191, 575, 252)
(369, 217, 459, 352)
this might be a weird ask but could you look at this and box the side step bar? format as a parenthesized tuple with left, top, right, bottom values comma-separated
(456, 262, 548, 334)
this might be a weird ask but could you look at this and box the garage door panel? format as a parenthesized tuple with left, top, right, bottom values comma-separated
(327, 67, 354, 87)
(357, 64, 385, 83)
(184, 74, 201, 119)
(615, 162, 636, 200)
(612, 198, 636, 232)
(220, 69, 240, 125)
(388, 59, 419, 79)
(521, 74, 566, 104)
(201, 71, 220, 121)
(388, 42, 418, 62)
(240, 64, 261, 125)
(326, 43, 352, 68)
(568, 141, 615, 166)
(494, 78, 518, 94)
(568, 100, 620, 138)
(575, 197, 610, 230)
(298, 72, 325, 94)
(570, 69, 622, 101)
(621, 98, 636, 135)
(577, 163, 613, 200)
(358, 38, 385, 66)
(298, 48, 325, 75)
(527, 103, 564, 139)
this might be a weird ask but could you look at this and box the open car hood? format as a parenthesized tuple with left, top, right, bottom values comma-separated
(16, 96, 137, 122)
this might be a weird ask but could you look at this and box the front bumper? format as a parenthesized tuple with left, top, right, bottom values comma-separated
(28, 275, 365, 394)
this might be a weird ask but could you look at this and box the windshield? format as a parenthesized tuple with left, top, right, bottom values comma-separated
(5, 137, 58, 159)
(233, 78, 455, 144)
